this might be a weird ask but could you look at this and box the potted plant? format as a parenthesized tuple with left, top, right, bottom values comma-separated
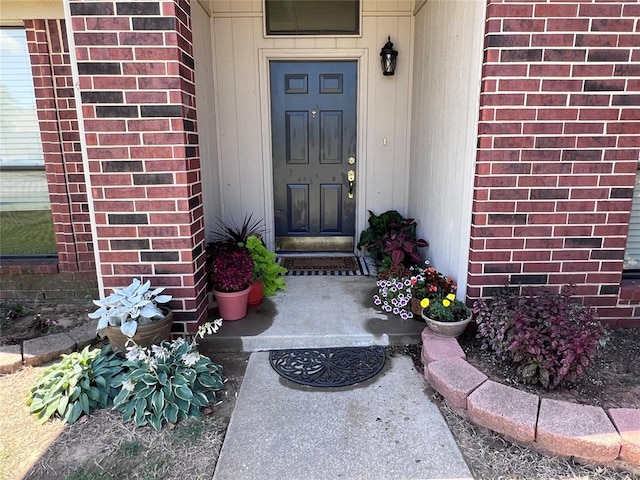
(357, 210, 428, 270)
(209, 246, 254, 320)
(410, 265, 457, 315)
(420, 293, 471, 337)
(372, 263, 416, 320)
(211, 213, 264, 244)
(90, 278, 173, 352)
(243, 235, 287, 307)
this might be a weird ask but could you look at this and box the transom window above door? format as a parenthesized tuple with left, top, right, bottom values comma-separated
(265, 0, 360, 36)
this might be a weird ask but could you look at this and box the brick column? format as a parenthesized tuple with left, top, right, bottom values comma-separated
(67, 0, 207, 332)
(25, 19, 95, 273)
(471, 1, 640, 325)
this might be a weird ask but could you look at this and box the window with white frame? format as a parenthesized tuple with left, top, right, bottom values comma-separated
(624, 166, 640, 274)
(0, 27, 56, 256)
(265, 0, 360, 35)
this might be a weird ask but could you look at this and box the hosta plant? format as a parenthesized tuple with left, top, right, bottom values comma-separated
(111, 320, 226, 430)
(474, 287, 608, 389)
(27, 345, 124, 424)
(90, 278, 172, 338)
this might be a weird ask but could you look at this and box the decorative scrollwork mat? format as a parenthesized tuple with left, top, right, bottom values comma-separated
(269, 346, 386, 387)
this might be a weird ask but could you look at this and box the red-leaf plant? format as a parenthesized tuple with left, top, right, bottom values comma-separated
(474, 287, 608, 389)
(209, 247, 254, 293)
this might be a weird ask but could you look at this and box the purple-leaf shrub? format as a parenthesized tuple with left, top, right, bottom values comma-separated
(473, 288, 608, 389)
(210, 247, 254, 292)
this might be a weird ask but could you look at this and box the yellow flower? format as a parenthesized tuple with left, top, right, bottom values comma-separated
(442, 299, 451, 307)
(446, 293, 456, 301)
(420, 298, 430, 308)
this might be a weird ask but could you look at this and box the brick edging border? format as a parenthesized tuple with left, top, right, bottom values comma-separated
(421, 328, 640, 467)
(0, 321, 99, 374)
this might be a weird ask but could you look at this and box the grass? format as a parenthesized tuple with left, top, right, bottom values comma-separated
(0, 366, 66, 480)
(0, 210, 56, 255)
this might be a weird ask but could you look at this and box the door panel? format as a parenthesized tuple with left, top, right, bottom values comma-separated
(287, 184, 309, 233)
(271, 61, 357, 251)
(285, 111, 309, 164)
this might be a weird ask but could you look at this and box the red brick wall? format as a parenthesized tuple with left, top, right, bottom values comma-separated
(471, 1, 640, 325)
(68, 0, 207, 332)
(24, 19, 95, 273)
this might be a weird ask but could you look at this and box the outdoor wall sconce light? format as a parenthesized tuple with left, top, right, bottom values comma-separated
(380, 36, 398, 76)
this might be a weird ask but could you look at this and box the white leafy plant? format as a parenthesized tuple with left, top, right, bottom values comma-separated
(90, 278, 172, 338)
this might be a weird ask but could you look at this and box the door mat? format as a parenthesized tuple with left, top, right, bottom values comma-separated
(278, 256, 369, 276)
(269, 346, 386, 388)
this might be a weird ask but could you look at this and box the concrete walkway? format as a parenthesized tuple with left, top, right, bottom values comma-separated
(213, 351, 473, 480)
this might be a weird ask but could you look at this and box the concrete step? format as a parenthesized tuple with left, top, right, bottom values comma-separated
(200, 276, 425, 352)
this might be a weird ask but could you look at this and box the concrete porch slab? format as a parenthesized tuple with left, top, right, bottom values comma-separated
(200, 276, 425, 352)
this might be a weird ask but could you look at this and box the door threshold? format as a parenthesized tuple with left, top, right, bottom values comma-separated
(275, 236, 354, 252)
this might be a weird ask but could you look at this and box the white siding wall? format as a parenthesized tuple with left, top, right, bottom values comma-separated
(408, 0, 486, 297)
(193, 1, 222, 240)
(209, 0, 414, 248)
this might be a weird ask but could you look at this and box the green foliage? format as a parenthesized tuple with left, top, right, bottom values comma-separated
(27, 345, 125, 424)
(421, 293, 469, 323)
(211, 213, 265, 244)
(27, 322, 226, 431)
(0, 209, 56, 255)
(357, 210, 427, 269)
(118, 441, 143, 459)
(89, 278, 172, 338)
(243, 235, 287, 296)
(112, 321, 226, 431)
(1, 302, 33, 332)
(474, 287, 608, 389)
(31, 313, 60, 333)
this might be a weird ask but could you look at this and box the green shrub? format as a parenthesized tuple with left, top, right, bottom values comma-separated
(473, 288, 608, 389)
(27, 345, 124, 424)
(112, 321, 225, 430)
(244, 235, 287, 296)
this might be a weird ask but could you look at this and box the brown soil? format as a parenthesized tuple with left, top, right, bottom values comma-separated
(0, 301, 92, 346)
(1, 347, 248, 480)
(458, 326, 640, 409)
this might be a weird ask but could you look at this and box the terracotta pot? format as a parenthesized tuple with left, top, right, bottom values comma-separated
(213, 286, 251, 321)
(248, 280, 264, 308)
(410, 297, 423, 316)
(421, 309, 472, 338)
(104, 308, 173, 352)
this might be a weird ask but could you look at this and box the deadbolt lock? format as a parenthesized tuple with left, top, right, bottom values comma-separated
(348, 156, 356, 165)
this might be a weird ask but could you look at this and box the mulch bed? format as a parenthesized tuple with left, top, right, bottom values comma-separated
(457, 327, 640, 409)
(0, 302, 92, 346)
